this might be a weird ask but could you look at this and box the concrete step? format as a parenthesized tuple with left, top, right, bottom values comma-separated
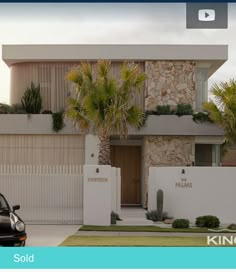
(117, 217, 154, 226)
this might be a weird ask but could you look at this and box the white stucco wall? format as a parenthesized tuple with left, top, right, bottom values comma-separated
(148, 167, 236, 224)
(85, 135, 99, 164)
(83, 165, 112, 226)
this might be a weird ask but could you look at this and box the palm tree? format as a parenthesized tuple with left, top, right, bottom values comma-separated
(66, 60, 147, 165)
(203, 79, 236, 144)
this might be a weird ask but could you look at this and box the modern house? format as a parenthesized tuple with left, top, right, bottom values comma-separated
(1, 44, 228, 212)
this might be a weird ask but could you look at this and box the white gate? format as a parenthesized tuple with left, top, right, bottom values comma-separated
(0, 165, 83, 224)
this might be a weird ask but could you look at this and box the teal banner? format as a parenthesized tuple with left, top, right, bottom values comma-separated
(0, 247, 236, 269)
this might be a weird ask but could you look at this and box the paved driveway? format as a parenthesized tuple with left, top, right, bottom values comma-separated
(25, 225, 79, 246)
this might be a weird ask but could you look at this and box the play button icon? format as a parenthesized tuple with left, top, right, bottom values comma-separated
(186, 3, 227, 29)
(198, 9, 215, 21)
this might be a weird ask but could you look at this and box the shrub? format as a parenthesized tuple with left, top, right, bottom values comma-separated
(0, 103, 12, 114)
(21, 82, 42, 114)
(146, 210, 160, 222)
(176, 103, 193, 116)
(195, 215, 220, 228)
(172, 219, 189, 228)
(156, 105, 171, 115)
(10, 104, 26, 114)
(0, 103, 26, 114)
(227, 224, 236, 230)
(192, 112, 212, 123)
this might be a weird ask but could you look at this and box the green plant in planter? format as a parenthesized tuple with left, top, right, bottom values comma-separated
(156, 105, 171, 115)
(10, 104, 26, 114)
(52, 111, 64, 132)
(192, 112, 212, 123)
(0, 103, 12, 114)
(176, 104, 193, 116)
(21, 82, 42, 114)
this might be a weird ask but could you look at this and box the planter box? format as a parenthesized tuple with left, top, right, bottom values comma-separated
(0, 114, 224, 137)
(0, 114, 79, 135)
(128, 115, 224, 136)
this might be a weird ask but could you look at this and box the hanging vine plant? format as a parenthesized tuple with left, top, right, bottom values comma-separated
(52, 111, 64, 132)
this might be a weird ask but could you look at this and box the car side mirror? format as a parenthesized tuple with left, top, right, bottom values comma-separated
(12, 205, 20, 211)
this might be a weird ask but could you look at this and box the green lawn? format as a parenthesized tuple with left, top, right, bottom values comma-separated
(80, 225, 219, 233)
(59, 235, 216, 246)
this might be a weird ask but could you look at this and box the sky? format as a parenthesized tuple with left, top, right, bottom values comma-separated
(0, 3, 235, 103)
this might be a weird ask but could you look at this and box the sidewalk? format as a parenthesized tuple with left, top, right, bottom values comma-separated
(75, 230, 233, 237)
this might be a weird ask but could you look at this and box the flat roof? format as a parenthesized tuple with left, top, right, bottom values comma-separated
(2, 44, 228, 76)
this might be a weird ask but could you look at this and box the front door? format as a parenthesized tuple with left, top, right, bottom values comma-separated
(111, 145, 141, 206)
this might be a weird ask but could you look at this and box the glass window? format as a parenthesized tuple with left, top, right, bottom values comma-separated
(195, 68, 208, 111)
(195, 144, 221, 166)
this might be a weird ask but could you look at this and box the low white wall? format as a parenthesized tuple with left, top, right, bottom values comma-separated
(83, 165, 121, 226)
(148, 167, 236, 224)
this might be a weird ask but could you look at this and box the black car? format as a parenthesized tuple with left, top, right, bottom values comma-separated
(0, 193, 26, 246)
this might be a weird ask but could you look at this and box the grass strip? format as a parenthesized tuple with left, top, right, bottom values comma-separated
(80, 225, 220, 233)
(59, 235, 224, 247)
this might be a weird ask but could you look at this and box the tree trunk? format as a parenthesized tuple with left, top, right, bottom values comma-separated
(98, 135, 111, 165)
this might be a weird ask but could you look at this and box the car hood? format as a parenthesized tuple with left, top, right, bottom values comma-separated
(0, 209, 12, 233)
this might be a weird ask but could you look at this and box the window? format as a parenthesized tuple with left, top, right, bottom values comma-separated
(195, 144, 221, 166)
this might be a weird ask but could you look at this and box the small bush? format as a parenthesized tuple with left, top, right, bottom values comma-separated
(21, 82, 42, 114)
(172, 219, 189, 228)
(195, 215, 220, 228)
(0, 103, 26, 114)
(10, 104, 26, 114)
(192, 112, 211, 123)
(176, 104, 193, 116)
(156, 105, 171, 115)
(227, 224, 236, 230)
(0, 103, 12, 114)
(146, 210, 160, 222)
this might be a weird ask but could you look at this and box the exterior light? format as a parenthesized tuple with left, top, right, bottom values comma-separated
(181, 169, 185, 174)
(96, 168, 99, 173)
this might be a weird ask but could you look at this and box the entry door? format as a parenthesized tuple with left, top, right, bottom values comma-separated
(111, 146, 141, 205)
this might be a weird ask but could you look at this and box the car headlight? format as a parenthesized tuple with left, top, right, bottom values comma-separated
(10, 213, 25, 232)
(15, 221, 25, 232)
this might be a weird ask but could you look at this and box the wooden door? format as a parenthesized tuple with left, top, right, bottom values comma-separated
(111, 145, 141, 205)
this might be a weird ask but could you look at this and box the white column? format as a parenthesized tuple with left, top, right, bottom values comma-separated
(83, 165, 112, 226)
(85, 134, 100, 164)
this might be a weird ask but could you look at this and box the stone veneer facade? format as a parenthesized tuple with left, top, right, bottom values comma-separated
(145, 60, 196, 110)
(143, 61, 196, 206)
(143, 136, 195, 206)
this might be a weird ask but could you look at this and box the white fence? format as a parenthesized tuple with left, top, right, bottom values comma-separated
(148, 167, 236, 224)
(0, 165, 83, 224)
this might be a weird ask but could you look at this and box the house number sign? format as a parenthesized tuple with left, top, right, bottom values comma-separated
(88, 178, 108, 182)
(175, 178, 192, 188)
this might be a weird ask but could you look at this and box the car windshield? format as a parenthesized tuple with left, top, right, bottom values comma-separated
(0, 195, 8, 210)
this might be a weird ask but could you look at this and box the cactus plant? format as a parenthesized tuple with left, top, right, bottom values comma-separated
(21, 82, 42, 114)
(156, 189, 164, 221)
